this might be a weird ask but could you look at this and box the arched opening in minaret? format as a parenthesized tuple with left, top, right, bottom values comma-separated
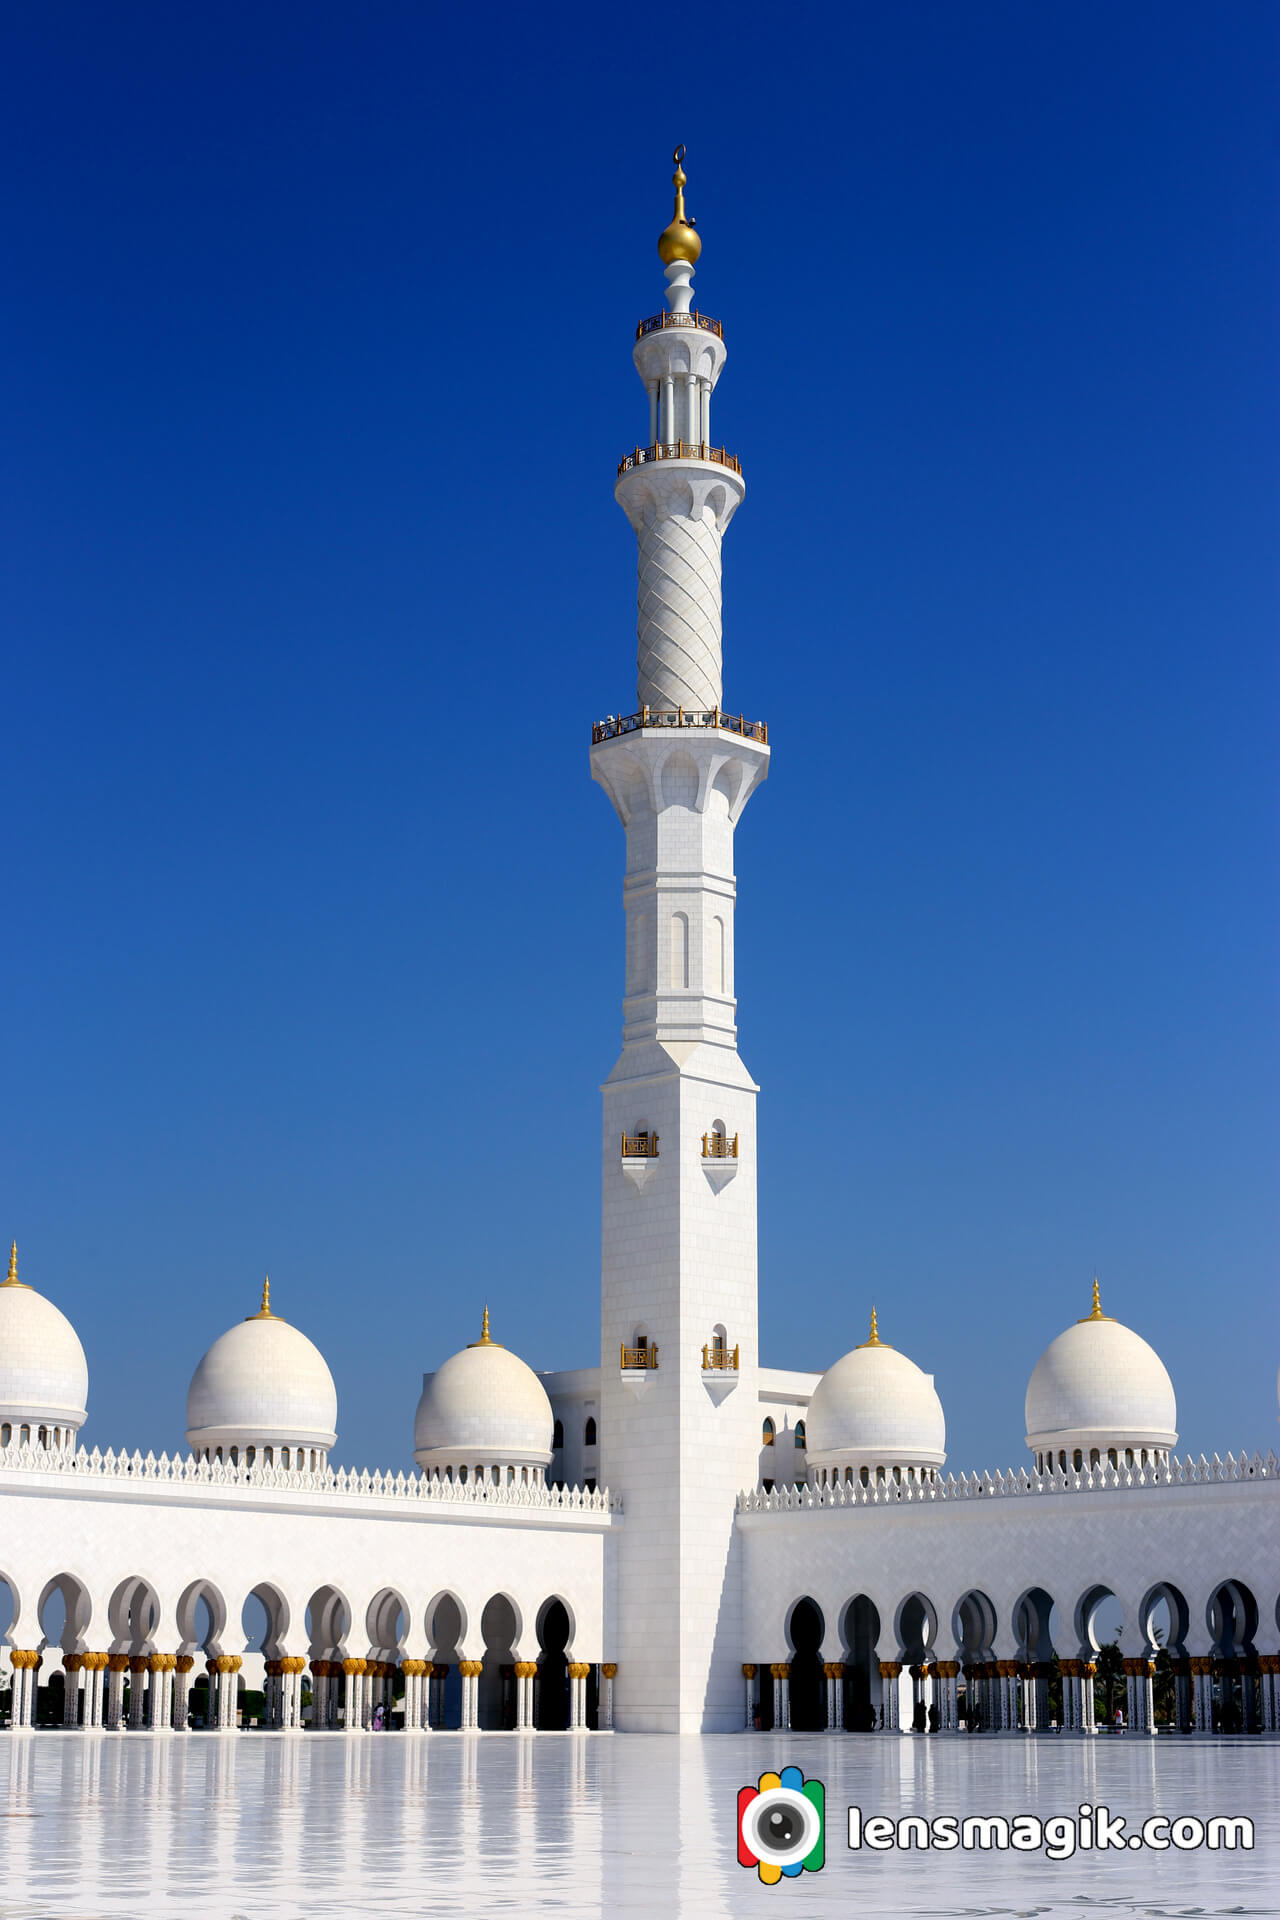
(786, 1596, 825, 1732)
(670, 912, 689, 989)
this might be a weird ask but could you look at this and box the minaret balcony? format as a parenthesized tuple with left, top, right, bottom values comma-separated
(701, 1130, 739, 1193)
(620, 1343, 659, 1400)
(620, 1131, 659, 1193)
(617, 440, 741, 479)
(701, 1340, 740, 1404)
(592, 708, 767, 746)
(635, 309, 723, 341)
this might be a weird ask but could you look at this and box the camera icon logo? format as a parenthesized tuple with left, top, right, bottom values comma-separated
(737, 1766, 825, 1883)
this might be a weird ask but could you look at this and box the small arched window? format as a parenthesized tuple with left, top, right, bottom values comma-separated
(584, 1417, 597, 1448)
(1107, 1448, 1117, 1467)
(1, 1423, 10, 1446)
(762, 1418, 775, 1447)
(1072, 1448, 1083, 1471)
(552, 1419, 565, 1450)
(246, 1446, 256, 1468)
(794, 1420, 806, 1451)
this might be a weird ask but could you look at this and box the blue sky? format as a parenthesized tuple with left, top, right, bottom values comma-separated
(3, 2, 1276, 1473)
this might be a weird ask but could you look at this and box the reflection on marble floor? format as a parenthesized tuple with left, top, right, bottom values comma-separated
(0, 1731, 1277, 1919)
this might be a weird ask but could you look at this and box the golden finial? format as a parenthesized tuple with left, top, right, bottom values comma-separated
(467, 1303, 502, 1349)
(857, 1305, 883, 1349)
(3, 1242, 20, 1288)
(1078, 1274, 1112, 1323)
(658, 144, 702, 266)
(248, 1275, 275, 1321)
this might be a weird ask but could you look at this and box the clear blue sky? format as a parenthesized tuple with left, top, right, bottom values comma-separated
(3, 2, 1276, 1473)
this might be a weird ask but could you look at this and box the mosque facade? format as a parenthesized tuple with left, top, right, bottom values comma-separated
(1, 157, 1277, 1741)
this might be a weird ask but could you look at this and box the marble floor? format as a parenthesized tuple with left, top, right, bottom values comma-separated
(0, 1730, 1276, 1918)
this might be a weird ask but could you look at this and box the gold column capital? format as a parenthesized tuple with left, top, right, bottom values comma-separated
(769, 1661, 791, 1679)
(458, 1660, 484, 1678)
(567, 1662, 591, 1680)
(601, 1662, 618, 1679)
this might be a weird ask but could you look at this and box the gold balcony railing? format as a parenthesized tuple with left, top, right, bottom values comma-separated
(702, 1132, 739, 1159)
(701, 1343, 739, 1372)
(621, 1343, 659, 1371)
(635, 309, 724, 342)
(617, 441, 742, 478)
(621, 1132, 659, 1158)
(592, 708, 767, 746)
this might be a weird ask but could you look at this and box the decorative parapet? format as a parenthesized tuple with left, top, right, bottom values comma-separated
(617, 441, 741, 479)
(620, 1344, 658, 1371)
(736, 1448, 1278, 1513)
(592, 707, 767, 747)
(621, 1131, 659, 1157)
(0, 1441, 619, 1513)
(701, 1343, 739, 1371)
(636, 309, 723, 342)
(702, 1131, 738, 1159)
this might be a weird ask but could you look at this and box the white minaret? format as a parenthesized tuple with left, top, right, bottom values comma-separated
(593, 150, 768, 1733)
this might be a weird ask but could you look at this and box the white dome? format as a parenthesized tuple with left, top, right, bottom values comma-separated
(0, 1245, 89, 1436)
(186, 1281, 337, 1458)
(806, 1312, 946, 1474)
(1025, 1282, 1176, 1460)
(414, 1313, 553, 1470)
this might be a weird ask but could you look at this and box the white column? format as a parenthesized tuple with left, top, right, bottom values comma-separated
(601, 1664, 615, 1731)
(173, 1660, 193, 1731)
(684, 373, 698, 444)
(662, 374, 674, 443)
(700, 377, 711, 448)
(86, 1659, 106, 1728)
(742, 1666, 755, 1730)
(881, 1665, 900, 1731)
(1081, 1665, 1097, 1735)
(106, 1660, 127, 1731)
(128, 1659, 148, 1728)
(459, 1663, 480, 1730)
(147, 1658, 169, 1730)
(647, 382, 658, 445)
(825, 1667, 841, 1731)
(62, 1658, 82, 1727)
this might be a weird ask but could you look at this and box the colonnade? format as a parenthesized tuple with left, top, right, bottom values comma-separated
(4, 1650, 615, 1732)
(742, 1654, 1280, 1735)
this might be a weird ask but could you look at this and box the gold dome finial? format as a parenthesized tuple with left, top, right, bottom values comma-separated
(468, 1304, 501, 1349)
(248, 1275, 275, 1321)
(3, 1242, 21, 1288)
(658, 144, 702, 267)
(858, 1305, 882, 1348)
(1078, 1274, 1112, 1323)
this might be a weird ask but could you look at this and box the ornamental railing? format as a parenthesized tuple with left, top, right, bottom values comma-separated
(702, 1343, 739, 1372)
(636, 310, 723, 341)
(621, 1344, 659, 1371)
(621, 1132, 659, 1158)
(0, 1442, 619, 1511)
(592, 708, 768, 746)
(702, 1131, 738, 1159)
(736, 1448, 1279, 1513)
(617, 441, 741, 477)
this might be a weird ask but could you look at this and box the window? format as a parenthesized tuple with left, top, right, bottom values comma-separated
(1072, 1449, 1082, 1471)
(584, 1418, 597, 1448)
(1107, 1448, 1117, 1467)
(794, 1420, 806, 1451)
(552, 1420, 564, 1450)
(762, 1418, 775, 1447)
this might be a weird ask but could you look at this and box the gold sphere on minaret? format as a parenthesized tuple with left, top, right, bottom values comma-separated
(657, 145, 702, 266)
